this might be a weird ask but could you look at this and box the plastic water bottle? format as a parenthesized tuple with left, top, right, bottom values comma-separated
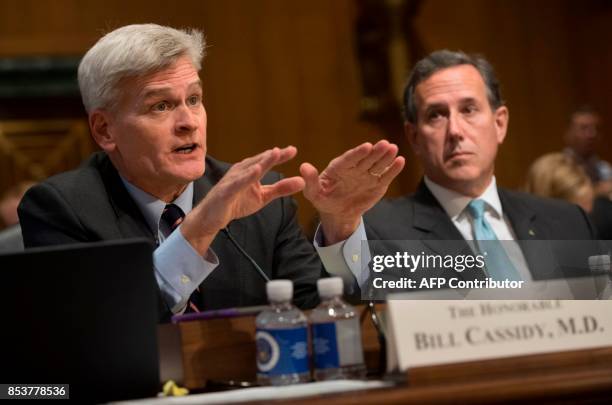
(255, 280, 310, 385)
(310, 277, 366, 380)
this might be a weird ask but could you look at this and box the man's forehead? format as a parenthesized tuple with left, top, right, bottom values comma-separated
(140, 79, 202, 98)
(415, 65, 487, 106)
(572, 113, 599, 125)
(126, 57, 201, 94)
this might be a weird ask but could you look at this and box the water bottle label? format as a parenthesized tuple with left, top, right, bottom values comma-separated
(256, 327, 309, 376)
(313, 319, 364, 369)
(313, 322, 340, 368)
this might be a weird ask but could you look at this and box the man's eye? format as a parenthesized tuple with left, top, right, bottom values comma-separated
(188, 95, 201, 106)
(152, 102, 170, 112)
(427, 111, 442, 121)
(464, 105, 478, 114)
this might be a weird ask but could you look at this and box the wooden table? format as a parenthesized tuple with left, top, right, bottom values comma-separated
(162, 304, 612, 403)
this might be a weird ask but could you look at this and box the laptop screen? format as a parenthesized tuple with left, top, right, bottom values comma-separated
(0, 239, 160, 402)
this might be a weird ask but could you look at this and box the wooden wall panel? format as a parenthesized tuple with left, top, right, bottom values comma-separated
(0, 120, 95, 194)
(197, 0, 371, 229)
(0, 0, 610, 228)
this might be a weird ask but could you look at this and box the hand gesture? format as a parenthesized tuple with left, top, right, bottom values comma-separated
(181, 146, 304, 253)
(300, 140, 405, 244)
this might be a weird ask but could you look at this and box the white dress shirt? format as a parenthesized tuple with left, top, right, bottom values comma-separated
(315, 219, 370, 291)
(121, 177, 366, 312)
(121, 179, 219, 314)
(425, 176, 532, 281)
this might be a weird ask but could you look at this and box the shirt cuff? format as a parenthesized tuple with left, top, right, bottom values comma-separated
(314, 218, 370, 292)
(154, 226, 219, 313)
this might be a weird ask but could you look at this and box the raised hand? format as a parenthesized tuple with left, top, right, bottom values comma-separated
(181, 146, 304, 254)
(300, 140, 405, 244)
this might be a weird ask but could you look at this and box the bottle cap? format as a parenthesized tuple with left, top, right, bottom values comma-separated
(266, 280, 293, 302)
(317, 277, 343, 299)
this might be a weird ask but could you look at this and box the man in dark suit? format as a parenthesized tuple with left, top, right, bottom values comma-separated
(18, 24, 405, 321)
(351, 50, 599, 296)
(591, 197, 612, 240)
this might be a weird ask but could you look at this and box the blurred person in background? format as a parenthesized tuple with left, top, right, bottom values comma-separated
(564, 106, 612, 197)
(525, 152, 594, 213)
(0, 181, 34, 252)
(525, 152, 612, 239)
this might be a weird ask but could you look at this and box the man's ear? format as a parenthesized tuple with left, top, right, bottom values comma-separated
(404, 121, 421, 156)
(494, 105, 509, 144)
(89, 110, 116, 152)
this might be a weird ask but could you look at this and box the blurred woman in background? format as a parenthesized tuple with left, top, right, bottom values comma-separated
(525, 152, 594, 213)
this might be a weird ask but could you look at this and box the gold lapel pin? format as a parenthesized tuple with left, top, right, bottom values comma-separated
(528, 229, 535, 236)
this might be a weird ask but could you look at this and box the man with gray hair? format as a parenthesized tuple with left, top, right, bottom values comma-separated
(345, 50, 597, 293)
(18, 24, 404, 320)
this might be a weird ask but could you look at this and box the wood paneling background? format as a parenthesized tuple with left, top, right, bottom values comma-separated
(0, 0, 610, 228)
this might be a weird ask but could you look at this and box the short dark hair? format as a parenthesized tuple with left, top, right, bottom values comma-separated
(572, 105, 597, 116)
(402, 50, 503, 123)
(570, 105, 599, 123)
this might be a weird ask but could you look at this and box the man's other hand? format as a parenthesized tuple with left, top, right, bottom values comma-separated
(300, 140, 405, 245)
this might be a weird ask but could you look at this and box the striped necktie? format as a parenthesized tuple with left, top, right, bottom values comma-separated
(160, 204, 201, 313)
(160, 204, 185, 235)
(467, 199, 522, 281)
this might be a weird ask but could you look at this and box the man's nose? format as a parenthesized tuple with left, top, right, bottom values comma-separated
(175, 104, 199, 133)
(447, 111, 463, 139)
(583, 126, 598, 139)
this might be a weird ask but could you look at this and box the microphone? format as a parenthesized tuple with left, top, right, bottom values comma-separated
(367, 300, 386, 376)
(361, 270, 387, 375)
(588, 254, 611, 299)
(222, 227, 270, 282)
(588, 254, 611, 275)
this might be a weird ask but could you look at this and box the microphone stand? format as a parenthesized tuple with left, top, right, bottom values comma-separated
(222, 227, 270, 282)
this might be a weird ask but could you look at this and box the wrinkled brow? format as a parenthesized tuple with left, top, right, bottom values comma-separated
(141, 80, 202, 100)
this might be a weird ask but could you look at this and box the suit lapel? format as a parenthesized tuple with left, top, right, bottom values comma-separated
(192, 166, 212, 205)
(414, 181, 484, 279)
(192, 158, 248, 308)
(98, 154, 155, 240)
(499, 189, 558, 279)
(193, 157, 248, 249)
(413, 181, 466, 242)
(411, 182, 479, 284)
(499, 189, 538, 240)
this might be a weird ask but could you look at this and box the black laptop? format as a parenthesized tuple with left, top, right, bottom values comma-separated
(0, 239, 160, 403)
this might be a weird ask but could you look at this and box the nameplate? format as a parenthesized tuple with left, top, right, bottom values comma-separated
(385, 300, 612, 371)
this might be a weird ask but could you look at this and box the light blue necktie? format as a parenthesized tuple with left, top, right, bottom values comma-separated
(467, 199, 522, 281)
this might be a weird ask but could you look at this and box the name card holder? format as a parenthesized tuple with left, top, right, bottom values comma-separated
(386, 300, 612, 371)
(383, 300, 612, 402)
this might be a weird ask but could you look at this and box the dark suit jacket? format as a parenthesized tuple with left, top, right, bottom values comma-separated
(591, 196, 612, 240)
(18, 152, 323, 320)
(364, 181, 598, 284)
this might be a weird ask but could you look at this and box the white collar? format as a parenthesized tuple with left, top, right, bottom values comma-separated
(424, 176, 503, 220)
(120, 177, 194, 234)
